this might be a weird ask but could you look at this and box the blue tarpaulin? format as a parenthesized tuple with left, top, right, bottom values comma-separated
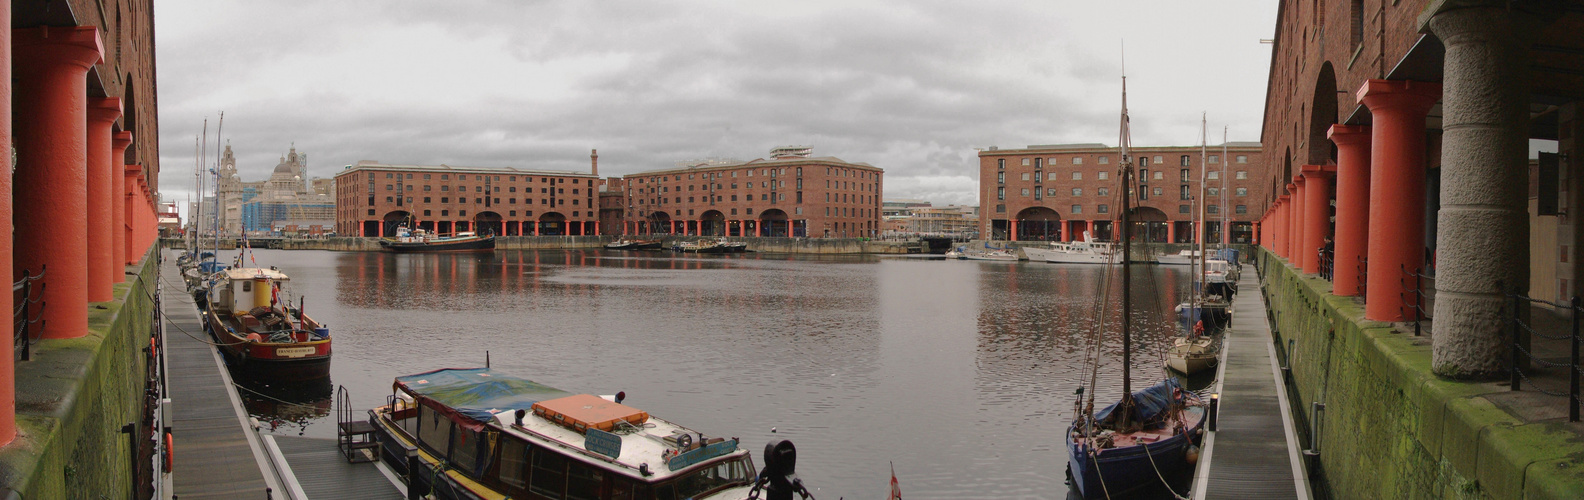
(1094, 378, 1184, 426)
(395, 368, 572, 431)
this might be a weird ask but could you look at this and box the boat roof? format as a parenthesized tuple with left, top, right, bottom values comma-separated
(396, 368, 749, 482)
(222, 267, 290, 280)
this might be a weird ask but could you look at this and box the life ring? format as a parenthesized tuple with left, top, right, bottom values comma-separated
(163, 432, 175, 472)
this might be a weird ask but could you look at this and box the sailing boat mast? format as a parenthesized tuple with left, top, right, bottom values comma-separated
(1222, 127, 1230, 247)
(1118, 75, 1134, 401)
(1199, 115, 1208, 290)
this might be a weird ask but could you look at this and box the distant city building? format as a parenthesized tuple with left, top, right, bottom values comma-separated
(617, 147, 883, 238)
(201, 145, 334, 235)
(978, 143, 1265, 243)
(334, 161, 601, 237)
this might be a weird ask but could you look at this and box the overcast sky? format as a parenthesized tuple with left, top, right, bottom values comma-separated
(154, 0, 1278, 208)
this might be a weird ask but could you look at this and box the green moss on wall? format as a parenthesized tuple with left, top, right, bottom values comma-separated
(0, 247, 158, 498)
(1257, 248, 1584, 499)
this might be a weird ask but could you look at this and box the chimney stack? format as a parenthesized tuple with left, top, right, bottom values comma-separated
(591, 149, 599, 176)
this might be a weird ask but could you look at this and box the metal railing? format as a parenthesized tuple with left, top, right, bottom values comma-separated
(12, 266, 46, 361)
(1318, 246, 1334, 282)
(1401, 265, 1434, 337)
(1355, 256, 1368, 296)
(1506, 291, 1581, 422)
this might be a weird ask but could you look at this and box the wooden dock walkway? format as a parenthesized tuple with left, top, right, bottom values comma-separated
(271, 437, 405, 499)
(161, 257, 276, 499)
(1192, 268, 1310, 499)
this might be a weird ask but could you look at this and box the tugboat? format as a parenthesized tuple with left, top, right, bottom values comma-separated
(369, 368, 771, 499)
(202, 267, 330, 379)
(379, 226, 495, 253)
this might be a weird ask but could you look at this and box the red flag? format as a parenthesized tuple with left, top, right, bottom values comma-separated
(888, 462, 901, 500)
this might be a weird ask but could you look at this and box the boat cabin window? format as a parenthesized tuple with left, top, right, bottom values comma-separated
(417, 405, 453, 458)
(241, 281, 252, 292)
(656, 458, 754, 500)
(497, 438, 528, 489)
(450, 427, 483, 474)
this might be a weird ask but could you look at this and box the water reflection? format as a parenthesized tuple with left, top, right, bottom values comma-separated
(231, 249, 1208, 499)
(233, 371, 332, 436)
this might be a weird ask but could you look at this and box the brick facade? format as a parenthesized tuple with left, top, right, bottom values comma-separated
(978, 143, 1265, 243)
(334, 162, 600, 237)
(618, 156, 883, 238)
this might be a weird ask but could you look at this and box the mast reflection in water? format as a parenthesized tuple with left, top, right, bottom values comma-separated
(235, 248, 1194, 499)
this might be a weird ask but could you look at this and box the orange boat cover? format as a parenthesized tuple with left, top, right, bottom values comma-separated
(532, 394, 650, 434)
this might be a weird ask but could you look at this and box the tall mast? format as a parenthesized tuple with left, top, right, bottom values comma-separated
(1118, 74, 1133, 398)
(1198, 114, 1208, 289)
(1222, 127, 1230, 247)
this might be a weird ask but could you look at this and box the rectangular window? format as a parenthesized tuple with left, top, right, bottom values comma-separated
(530, 448, 568, 498)
(1021, 188, 1030, 196)
(1236, 155, 1248, 164)
(1236, 171, 1248, 180)
(1153, 187, 1163, 196)
(1208, 187, 1220, 196)
(1099, 156, 1109, 165)
(1072, 172, 1082, 180)
(1153, 171, 1164, 180)
(1139, 169, 1148, 182)
(1236, 187, 1248, 196)
(1098, 171, 1108, 180)
(1047, 188, 1057, 196)
(1236, 205, 1248, 214)
(1208, 205, 1220, 214)
(1071, 205, 1082, 214)
(1021, 158, 1030, 166)
(1071, 157, 1083, 165)
(1048, 172, 1058, 181)
(996, 204, 1006, 213)
(997, 172, 1005, 184)
(1209, 155, 1220, 164)
(1180, 185, 1191, 200)
(1139, 157, 1150, 167)
(1207, 171, 1220, 180)
(1072, 188, 1082, 196)
(1179, 205, 1191, 213)
(1098, 187, 1109, 196)
(1180, 169, 1190, 182)
(1098, 204, 1109, 214)
(997, 187, 1005, 200)
(1021, 172, 1030, 181)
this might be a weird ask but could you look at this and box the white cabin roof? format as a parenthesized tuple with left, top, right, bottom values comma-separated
(490, 399, 749, 483)
(222, 267, 291, 281)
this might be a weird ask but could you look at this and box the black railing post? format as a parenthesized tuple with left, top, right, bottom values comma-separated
(1572, 296, 1580, 422)
(1414, 267, 1424, 337)
(1510, 285, 1521, 391)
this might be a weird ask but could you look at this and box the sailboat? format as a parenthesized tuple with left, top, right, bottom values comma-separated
(1066, 74, 1207, 499)
(1173, 117, 1231, 333)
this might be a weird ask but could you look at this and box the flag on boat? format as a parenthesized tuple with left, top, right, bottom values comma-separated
(888, 462, 901, 500)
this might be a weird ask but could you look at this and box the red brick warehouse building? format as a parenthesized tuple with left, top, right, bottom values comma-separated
(617, 147, 884, 238)
(334, 161, 601, 237)
(978, 143, 1266, 243)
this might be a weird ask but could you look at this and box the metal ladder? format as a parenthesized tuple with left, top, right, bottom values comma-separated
(336, 385, 379, 463)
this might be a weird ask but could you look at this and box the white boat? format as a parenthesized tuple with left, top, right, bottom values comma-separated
(1166, 335, 1218, 375)
(1038, 233, 1119, 265)
(963, 249, 1020, 261)
(1156, 249, 1198, 266)
(943, 246, 966, 259)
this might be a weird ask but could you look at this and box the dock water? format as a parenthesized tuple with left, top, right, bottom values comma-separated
(161, 254, 403, 499)
(1192, 267, 1310, 499)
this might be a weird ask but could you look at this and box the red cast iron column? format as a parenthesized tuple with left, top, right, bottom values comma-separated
(1329, 125, 1372, 296)
(1359, 79, 1441, 321)
(86, 97, 121, 301)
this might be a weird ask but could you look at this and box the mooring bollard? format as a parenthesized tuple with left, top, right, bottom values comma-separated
(1207, 393, 1220, 432)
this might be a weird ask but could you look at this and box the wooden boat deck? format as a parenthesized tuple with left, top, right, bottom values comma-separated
(1192, 268, 1310, 499)
(162, 256, 273, 499)
(273, 436, 404, 499)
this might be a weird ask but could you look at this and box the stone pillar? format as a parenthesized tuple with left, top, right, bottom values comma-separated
(86, 98, 121, 302)
(1426, 3, 1547, 377)
(1301, 165, 1336, 275)
(1358, 79, 1441, 322)
(1329, 125, 1372, 295)
(111, 132, 132, 276)
(1290, 179, 1306, 267)
(13, 26, 103, 339)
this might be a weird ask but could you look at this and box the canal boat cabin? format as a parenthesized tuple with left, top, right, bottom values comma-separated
(370, 368, 757, 500)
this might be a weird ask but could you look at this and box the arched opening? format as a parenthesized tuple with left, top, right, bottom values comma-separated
(1308, 62, 1339, 166)
(1128, 206, 1169, 243)
(1282, 148, 1293, 195)
(382, 210, 412, 238)
(700, 210, 726, 236)
(759, 209, 790, 237)
(648, 211, 672, 234)
(475, 211, 503, 237)
(1014, 206, 1062, 241)
(537, 212, 567, 236)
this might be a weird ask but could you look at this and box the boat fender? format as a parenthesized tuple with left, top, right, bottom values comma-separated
(163, 432, 175, 472)
(1185, 444, 1200, 465)
(246, 333, 263, 343)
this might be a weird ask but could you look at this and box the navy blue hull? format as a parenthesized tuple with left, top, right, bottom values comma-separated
(1067, 406, 1204, 499)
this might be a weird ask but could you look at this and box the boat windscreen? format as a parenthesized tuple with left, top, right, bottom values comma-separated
(1093, 378, 1185, 426)
(395, 368, 572, 431)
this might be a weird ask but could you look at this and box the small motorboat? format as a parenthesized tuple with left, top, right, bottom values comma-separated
(962, 249, 1020, 261)
(1166, 335, 1219, 375)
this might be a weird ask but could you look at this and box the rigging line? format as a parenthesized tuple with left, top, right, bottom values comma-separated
(1140, 440, 1190, 500)
(230, 381, 327, 411)
(145, 274, 243, 347)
